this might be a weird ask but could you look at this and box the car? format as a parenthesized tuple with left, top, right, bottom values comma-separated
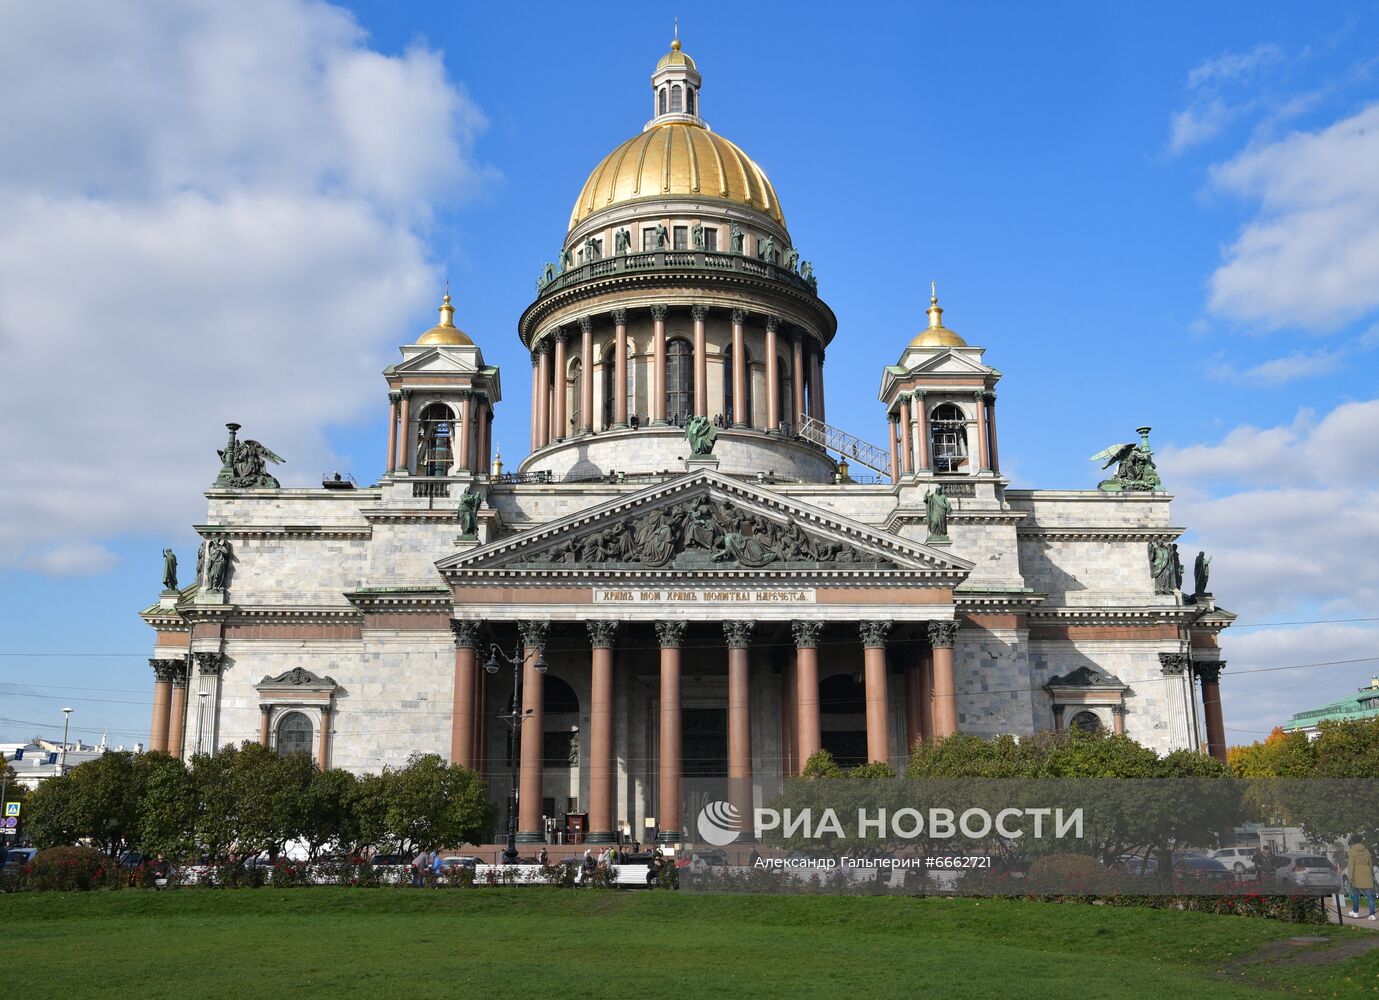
(2, 846, 36, 871)
(1273, 854, 1340, 892)
(1111, 854, 1159, 877)
(1173, 856, 1234, 886)
(1210, 847, 1257, 875)
(370, 853, 409, 867)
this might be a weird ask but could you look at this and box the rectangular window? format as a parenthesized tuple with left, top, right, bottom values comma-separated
(642, 228, 657, 251)
(673, 225, 688, 250)
(703, 227, 718, 251)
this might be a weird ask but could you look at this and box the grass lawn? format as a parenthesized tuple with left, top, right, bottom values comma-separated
(5, 889, 1379, 998)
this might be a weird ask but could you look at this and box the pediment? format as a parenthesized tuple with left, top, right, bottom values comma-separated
(438, 470, 973, 580)
(394, 344, 483, 375)
(903, 348, 994, 377)
(1045, 665, 1126, 691)
(256, 666, 337, 692)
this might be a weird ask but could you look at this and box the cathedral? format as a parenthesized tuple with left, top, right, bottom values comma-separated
(141, 38, 1232, 846)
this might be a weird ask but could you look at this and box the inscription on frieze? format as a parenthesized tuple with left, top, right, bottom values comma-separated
(593, 588, 816, 604)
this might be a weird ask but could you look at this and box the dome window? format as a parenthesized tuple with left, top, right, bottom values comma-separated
(670, 85, 683, 113)
(686, 87, 696, 116)
(665, 338, 694, 424)
(703, 227, 718, 252)
(417, 402, 454, 477)
(930, 402, 968, 473)
(659, 88, 667, 116)
(673, 225, 689, 250)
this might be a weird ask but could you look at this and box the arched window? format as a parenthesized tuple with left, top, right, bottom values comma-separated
(417, 402, 453, 477)
(779, 357, 791, 432)
(686, 87, 696, 116)
(724, 350, 753, 427)
(1069, 710, 1103, 734)
(670, 85, 683, 113)
(276, 711, 313, 758)
(568, 359, 582, 436)
(665, 338, 694, 423)
(930, 402, 968, 473)
(658, 88, 667, 116)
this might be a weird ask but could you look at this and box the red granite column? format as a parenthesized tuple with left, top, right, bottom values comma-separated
(258, 704, 271, 746)
(579, 316, 595, 435)
(692, 305, 708, 417)
(725, 621, 754, 828)
(809, 345, 824, 423)
(1112, 704, 1126, 735)
(929, 620, 959, 738)
(793, 621, 822, 770)
(898, 396, 914, 475)
(791, 334, 806, 430)
(816, 347, 826, 424)
(859, 621, 891, 764)
(457, 391, 474, 472)
(396, 390, 412, 472)
(612, 309, 628, 428)
(919, 646, 934, 743)
(530, 355, 540, 452)
(1198, 661, 1228, 762)
(888, 416, 900, 484)
(587, 621, 618, 843)
(914, 391, 930, 471)
(985, 392, 1001, 474)
(167, 663, 188, 759)
(651, 305, 668, 425)
(552, 330, 569, 441)
(730, 309, 747, 428)
(972, 390, 989, 473)
(517, 621, 548, 842)
(450, 621, 479, 768)
(385, 392, 399, 475)
(149, 660, 172, 753)
(655, 621, 686, 843)
(535, 343, 551, 447)
(764, 317, 780, 433)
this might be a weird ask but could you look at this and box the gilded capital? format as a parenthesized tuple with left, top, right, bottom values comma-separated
(927, 620, 959, 649)
(859, 620, 892, 649)
(791, 620, 823, 649)
(722, 620, 755, 648)
(655, 620, 687, 648)
(587, 620, 619, 648)
(450, 620, 482, 648)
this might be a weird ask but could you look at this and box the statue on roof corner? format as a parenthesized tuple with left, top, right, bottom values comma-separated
(214, 423, 284, 489)
(1090, 426, 1161, 492)
(685, 414, 717, 456)
(161, 548, 178, 591)
(924, 485, 951, 541)
(458, 486, 481, 538)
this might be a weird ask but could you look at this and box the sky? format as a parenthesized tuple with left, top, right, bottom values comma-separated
(1, 0, 1377, 749)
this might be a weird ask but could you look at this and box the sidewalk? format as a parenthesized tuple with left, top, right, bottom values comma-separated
(1326, 895, 1379, 929)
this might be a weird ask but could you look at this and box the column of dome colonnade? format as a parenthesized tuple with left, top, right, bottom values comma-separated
(1197, 660, 1228, 763)
(523, 304, 830, 447)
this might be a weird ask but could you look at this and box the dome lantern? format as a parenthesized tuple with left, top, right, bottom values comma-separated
(647, 26, 704, 130)
(417, 287, 474, 347)
(908, 281, 967, 349)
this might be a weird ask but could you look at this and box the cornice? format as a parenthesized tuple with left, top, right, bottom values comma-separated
(195, 524, 372, 539)
(1016, 526, 1184, 541)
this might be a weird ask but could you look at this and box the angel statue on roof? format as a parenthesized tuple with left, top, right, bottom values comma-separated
(1090, 426, 1161, 492)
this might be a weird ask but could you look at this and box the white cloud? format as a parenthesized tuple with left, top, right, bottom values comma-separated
(21, 542, 120, 578)
(1207, 102, 1379, 329)
(0, 1, 492, 571)
(1186, 44, 1284, 90)
(1206, 345, 1348, 385)
(1167, 44, 1283, 155)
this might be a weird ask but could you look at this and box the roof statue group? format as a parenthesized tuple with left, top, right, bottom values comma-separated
(1091, 426, 1162, 492)
(213, 422, 284, 489)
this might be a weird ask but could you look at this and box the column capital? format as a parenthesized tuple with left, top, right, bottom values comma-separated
(897, 392, 912, 406)
(1110, 704, 1128, 717)
(1195, 660, 1225, 685)
(169, 659, 190, 688)
(149, 658, 180, 683)
(387, 390, 401, 402)
(1158, 651, 1189, 675)
(927, 620, 959, 649)
(691, 304, 708, 321)
(888, 411, 900, 425)
(457, 388, 474, 401)
(971, 389, 985, 401)
(587, 620, 619, 648)
(859, 620, 892, 649)
(193, 651, 224, 676)
(535, 339, 553, 356)
(578, 315, 593, 334)
(518, 620, 549, 649)
(611, 307, 627, 325)
(912, 389, 927, 400)
(765, 314, 781, 332)
(791, 620, 823, 649)
(450, 620, 482, 648)
(554, 327, 569, 345)
(320, 704, 332, 720)
(655, 620, 687, 648)
(730, 308, 747, 325)
(260, 703, 272, 716)
(984, 391, 997, 402)
(650, 304, 668, 321)
(399, 387, 413, 399)
(722, 620, 755, 649)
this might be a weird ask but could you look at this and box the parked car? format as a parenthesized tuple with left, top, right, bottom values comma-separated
(3, 847, 36, 872)
(1272, 854, 1341, 892)
(436, 856, 479, 883)
(1173, 856, 1234, 886)
(1209, 847, 1257, 875)
(1111, 854, 1159, 877)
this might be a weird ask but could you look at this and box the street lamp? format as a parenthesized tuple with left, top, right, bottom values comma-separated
(484, 640, 547, 863)
(58, 707, 73, 775)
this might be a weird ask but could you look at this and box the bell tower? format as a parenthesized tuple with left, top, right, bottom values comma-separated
(646, 28, 705, 130)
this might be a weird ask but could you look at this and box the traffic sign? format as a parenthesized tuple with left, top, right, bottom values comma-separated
(3, 802, 18, 817)
(2, 816, 17, 828)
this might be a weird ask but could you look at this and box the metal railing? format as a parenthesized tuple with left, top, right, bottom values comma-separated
(797, 415, 891, 476)
(537, 250, 818, 299)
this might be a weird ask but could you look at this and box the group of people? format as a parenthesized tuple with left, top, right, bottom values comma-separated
(409, 849, 446, 888)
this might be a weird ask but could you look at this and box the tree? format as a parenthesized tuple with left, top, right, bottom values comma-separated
(381, 754, 494, 854)
(137, 752, 196, 859)
(24, 751, 147, 857)
(301, 768, 358, 859)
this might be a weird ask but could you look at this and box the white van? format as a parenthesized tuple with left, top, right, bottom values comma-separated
(1209, 847, 1256, 874)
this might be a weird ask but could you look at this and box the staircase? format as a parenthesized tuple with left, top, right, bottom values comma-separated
(797, 415, 891, 476)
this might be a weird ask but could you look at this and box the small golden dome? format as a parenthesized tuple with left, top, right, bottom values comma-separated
(569, 122, 784, 230)
(656, 37, 697, 71)
(909, 284, 968, 349)
(416, 291, 474, 346)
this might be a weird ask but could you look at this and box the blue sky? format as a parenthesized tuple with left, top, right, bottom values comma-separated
(2, 1, 1378, 748)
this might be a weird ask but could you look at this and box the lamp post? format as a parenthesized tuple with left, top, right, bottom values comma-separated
(483, 640, 547, 863)
(58, 707, 73, 775)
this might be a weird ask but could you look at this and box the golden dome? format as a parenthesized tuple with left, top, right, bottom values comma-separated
(416, 291, 474, 346)
(656, 38, 697, 71)
(569, 122, 785, 230)
(909, 284, 968, 348)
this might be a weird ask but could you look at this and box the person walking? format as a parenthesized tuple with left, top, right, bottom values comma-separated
(1346, 834, 1376, 920)
(537, 847, 549, 867)
(410, 849, 427, 888)
(431, 850, 445, 888)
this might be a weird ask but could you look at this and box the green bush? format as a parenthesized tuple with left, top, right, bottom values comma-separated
(29, 847, 111, 891)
